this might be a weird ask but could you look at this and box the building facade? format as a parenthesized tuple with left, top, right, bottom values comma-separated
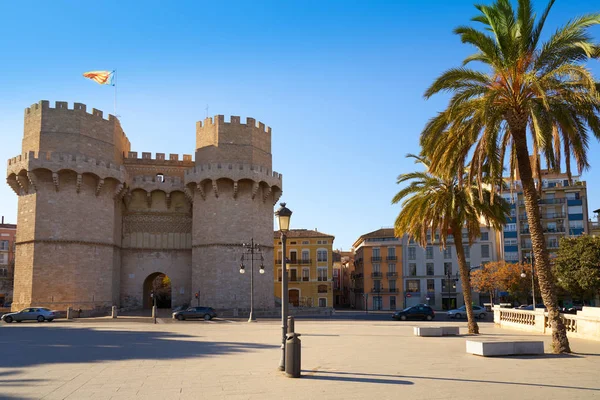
(401, 227, 498, 310)
(499, 171, 589, 263)
(273, 229, 334, 308)
(0, 217, 17, 306)
(589, 209, 599, 237)
(6, 100, 283, 312)
(351, 229, 403, 311)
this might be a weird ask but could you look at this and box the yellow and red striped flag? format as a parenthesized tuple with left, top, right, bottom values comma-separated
(83, 70, 114, 85)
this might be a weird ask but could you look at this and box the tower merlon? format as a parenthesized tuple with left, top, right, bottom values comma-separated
(196, 115, 271, 134)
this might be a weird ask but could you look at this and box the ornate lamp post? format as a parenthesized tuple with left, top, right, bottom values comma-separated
(239, 238, 265, 322)
(275, 202, 292, 371)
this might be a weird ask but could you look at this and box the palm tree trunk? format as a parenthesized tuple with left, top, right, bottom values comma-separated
(512, 127, 570, 353)
(452, 223, 479, 334)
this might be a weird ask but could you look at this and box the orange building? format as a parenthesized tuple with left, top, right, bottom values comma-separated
(351, 228, 402, 310)
(0, 216, 17, 306)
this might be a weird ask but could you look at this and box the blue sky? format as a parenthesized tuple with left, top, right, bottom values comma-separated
(0, 0, 599, 249)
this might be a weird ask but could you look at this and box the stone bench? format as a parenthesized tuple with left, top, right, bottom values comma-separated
(466, 340, 544, 357)
(413, 326, 460, 337)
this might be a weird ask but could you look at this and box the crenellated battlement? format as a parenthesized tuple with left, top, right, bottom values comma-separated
(6, 151, 126, 186)
(24, 100, 122, 124)
(196, 115, 272, 134)
(22, 100, 131, 164)
(185, 163, 282, 180)
(124, 151, 194, 166)
(132, 175, 182, 184)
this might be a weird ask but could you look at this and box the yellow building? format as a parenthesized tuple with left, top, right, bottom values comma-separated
(273, 229, 334, 308)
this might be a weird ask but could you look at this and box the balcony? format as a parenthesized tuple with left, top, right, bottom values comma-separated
(298, 259, 312, 265)
(541, 212, 565, 220)
(371, 272, 383, 278)
(386, 256, 397, 261)
(371, 287, 386, 294)
(386, 272, 398, 278)
(538, 198, 566, 205)
(388, 288, 399, 293)
(371, 256, 382, 262)
(520, 226, 566, 234)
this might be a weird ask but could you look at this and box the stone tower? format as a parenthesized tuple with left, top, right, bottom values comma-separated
(6, 101, 130, 310)
(6, 101, 282, 312)
(187, 116, 282, 309)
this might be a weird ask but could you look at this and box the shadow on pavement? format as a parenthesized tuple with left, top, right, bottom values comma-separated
(0, 326, 277, 368)
(303, 370, 600, 392)
(301, 373, 413, 385)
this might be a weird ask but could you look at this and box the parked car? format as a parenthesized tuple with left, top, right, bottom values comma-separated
(392, 305, 435, 321)
(172, 307, 217, 321)
(447, 305, 487, 319)
(513, 304, 547, 311)
(1, 307, 56, 323)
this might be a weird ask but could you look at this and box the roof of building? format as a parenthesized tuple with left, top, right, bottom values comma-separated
(273, 229, 334, 240)
(352, 228, 397, 247)
(0, 223, 17, 229)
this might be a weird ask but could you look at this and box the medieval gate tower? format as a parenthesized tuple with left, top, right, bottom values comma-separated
(6, 101, 282, 311)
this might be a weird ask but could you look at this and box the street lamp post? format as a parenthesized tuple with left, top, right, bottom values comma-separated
(239, 238, 265, 322)
(445, 270, 459, 310)
(521, 255, 536, 306)
(275, 202, 292, 371)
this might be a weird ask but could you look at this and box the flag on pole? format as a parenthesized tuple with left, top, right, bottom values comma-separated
(83, 70, 114, 85)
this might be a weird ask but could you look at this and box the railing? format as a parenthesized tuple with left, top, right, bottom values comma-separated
(388, 288, 399, 293)
(541, 212, 566, 219)
(298, 259, 312, 265)
(499, 309, 536, 326)
(538, 198, 566, 205)
(494, 306, 600, 341)
(371, 256, 382, 262)
(386, 256, 397, 261)
(371, 288, 386, 293)
(386, 272, 398, 278)
(371, 272, 383, 278)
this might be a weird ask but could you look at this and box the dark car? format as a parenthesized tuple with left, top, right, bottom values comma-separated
(392, 305, 435, 321)
(172, 307, 217, 321)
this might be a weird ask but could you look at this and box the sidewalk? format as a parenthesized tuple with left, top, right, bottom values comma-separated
(1, 319, 599, 399)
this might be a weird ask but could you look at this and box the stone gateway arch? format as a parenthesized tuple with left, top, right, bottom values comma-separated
(6, 101, 282, 312)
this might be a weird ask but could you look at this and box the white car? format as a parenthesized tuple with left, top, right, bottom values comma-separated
(1, 307, 57, 323)
(447, 305, 487, 319)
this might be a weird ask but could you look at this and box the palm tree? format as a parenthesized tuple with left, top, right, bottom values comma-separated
(420, 0, 600, 353)
(392, 154, 509, 334)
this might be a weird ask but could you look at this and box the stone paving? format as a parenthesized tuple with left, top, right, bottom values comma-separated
(1, 317, 599, 399)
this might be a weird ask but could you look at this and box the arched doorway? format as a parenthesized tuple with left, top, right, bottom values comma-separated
(143, 272, 172, 309)
(289, 289, 300, 307)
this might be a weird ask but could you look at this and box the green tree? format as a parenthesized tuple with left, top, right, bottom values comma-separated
(554, 236, 600, 301)
(420, 0, 600, 353)
(392, 154, 508, 334)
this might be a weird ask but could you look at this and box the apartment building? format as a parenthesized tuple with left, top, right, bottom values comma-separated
(402, 227, 498, 310)
(499, 170, 590, 263)
(0, 216, 17, 306)
(350, 229, 402, 311)
(333, 250, 354, 307)
(590, 209, 600, 237)
(273, 229, 334, 308)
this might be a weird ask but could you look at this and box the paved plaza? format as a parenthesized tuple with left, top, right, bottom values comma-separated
(1, 316, 599, 399)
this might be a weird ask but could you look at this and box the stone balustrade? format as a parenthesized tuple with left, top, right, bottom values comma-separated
(494, 305, 600, 341)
